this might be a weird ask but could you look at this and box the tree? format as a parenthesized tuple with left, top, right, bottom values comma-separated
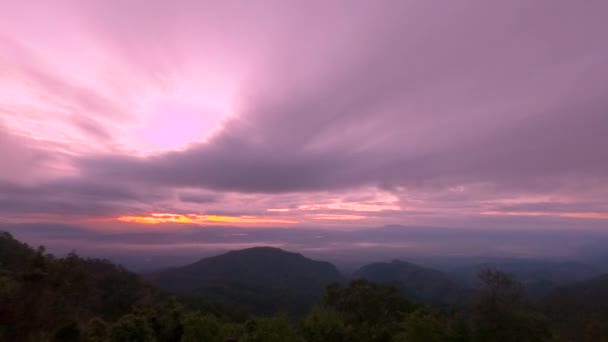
(181, 313, 220, 342)
(218, 322, 246, 342)
(84, 318, 109, 342)
(471, 269, 552, 342)
(393, 308, 447, 342)
(324, 279, 415, 325)
(301, 306, 350, 342)
(109, 314, 156, 342)
(240, 316, 301, 342)
(322, 280, 417, 342)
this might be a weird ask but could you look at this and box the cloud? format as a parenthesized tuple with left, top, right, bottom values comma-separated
(69, 0, 608, 199)
(0, 120, 64, 184)
(0, 0, 607, 229)
(0, 177, 173, 219)
(0, 123, 38, 182)
(177, 192, 221, 204)
(0, 36, 132, 122)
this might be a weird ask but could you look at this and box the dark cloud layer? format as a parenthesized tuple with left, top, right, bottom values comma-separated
(77, 0, 608, 197)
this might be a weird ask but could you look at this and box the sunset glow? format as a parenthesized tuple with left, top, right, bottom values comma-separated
(0, 0, 607, 254)
(3, 4, 608, 338)
(117, 213, 297, 225)
(314, 214, 367, 221)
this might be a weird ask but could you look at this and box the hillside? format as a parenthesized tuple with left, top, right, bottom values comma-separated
(0, 232, 34, 272)
(542, 274, 608, 339)
(353, 260, 469, 305)
(2, 232, 607, 340)
(147, 247, 344, 314)
(0, 231, 162, 340)
(444, 258, 600, 298)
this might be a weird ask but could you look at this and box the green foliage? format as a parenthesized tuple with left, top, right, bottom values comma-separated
(141, 301, 185, 341)
(393, 308, 447, 342)
(176, 290, 249, 320)
(83, 318, 109, 342)
(218, 322, 246, 341)
(149, 246, 343, 316)
(471, 268, 552, 342)
(181, 313, 220, 342)
(324, 279, 416, 325)
(316, 279, 421, 342)
(542, 274, 608, 340)
(0, 233, 158, 341)
(353, 260, 468, 305)
(0, 231, 33, 272)
(192, 282, 315, 316)
(1, 233, 607, 341)
(109, 314, 156, 342)
(240, 316, 301, 342)
(301, 307, 350, 342)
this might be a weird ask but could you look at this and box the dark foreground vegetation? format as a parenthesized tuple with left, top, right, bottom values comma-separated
(1, 231, 607, 341)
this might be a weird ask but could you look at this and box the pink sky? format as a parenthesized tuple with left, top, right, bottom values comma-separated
(0, 0, 607, 233)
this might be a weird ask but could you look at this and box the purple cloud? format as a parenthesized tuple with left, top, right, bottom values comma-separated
(0, 0, 606, 234)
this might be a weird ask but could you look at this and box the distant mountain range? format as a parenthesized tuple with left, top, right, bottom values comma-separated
(144, 244, 607, 313)
(146, 247, 344, 315)
(146, 246, 480, 311)
(541, 273, 608, 340)
(545, 273, 608, 305)
(427, 257, 601, 298)
(352, 260, 471, 305)
(4, 229, 605, 317)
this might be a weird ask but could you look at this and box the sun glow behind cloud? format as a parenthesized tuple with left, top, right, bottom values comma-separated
(125, 76, 236, 153)
(314, 214, 366, 221)
(1, 0, 607, 236)
(115, 192, 403, 226)
(117, 213, 296, 225)
(116, 203, 387, 226)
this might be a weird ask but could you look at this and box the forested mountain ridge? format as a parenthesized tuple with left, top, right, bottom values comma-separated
(146, 246, 344, 315)
(542, 274, 608, 339)
(147, 246, 342, 293)
(0, 231, 160, 340)
(443, 258, 601, 298)
(2, 231, 608, 341)
(0, 231, 34, 271)
(353, 260, 471, 305)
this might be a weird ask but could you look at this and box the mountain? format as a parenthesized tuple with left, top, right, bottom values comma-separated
(146, 247, 344, 315)
(542, 273, 608, 339)
(543, 273, 608, 307)
(0, 232, 34, 272)
(440, 258, 600, 298)
(0, 231, 164, 340)
(353, 260, 469, 305)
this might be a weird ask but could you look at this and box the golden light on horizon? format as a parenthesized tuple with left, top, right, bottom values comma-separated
(314, 214, 366, 221)
(117, 213, 297, 225)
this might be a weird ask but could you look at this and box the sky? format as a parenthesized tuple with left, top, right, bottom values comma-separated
(1, 0, 607, 262)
